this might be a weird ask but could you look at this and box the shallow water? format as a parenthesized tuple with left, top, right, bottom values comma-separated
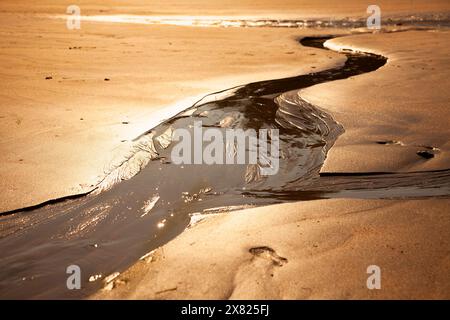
(67, 14, 450, 28)
(0, 36, 448, 299)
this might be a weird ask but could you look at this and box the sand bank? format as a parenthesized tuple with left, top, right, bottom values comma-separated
(301, 30, 450, 173)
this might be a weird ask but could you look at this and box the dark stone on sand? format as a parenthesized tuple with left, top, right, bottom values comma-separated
(104, 78, 110, 81)
(45, 76, 52, 80)
(417, 150, 434, 159)
(376, 140, 397, 145)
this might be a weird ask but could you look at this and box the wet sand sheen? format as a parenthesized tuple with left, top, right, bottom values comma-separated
(0, 35, 448, 299)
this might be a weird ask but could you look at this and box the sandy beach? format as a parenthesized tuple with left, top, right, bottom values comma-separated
(0, 11, 348, 213)
(0, 1, 449, 300)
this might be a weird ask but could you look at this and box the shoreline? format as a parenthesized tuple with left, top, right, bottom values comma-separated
(49, 12, 450, 29)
